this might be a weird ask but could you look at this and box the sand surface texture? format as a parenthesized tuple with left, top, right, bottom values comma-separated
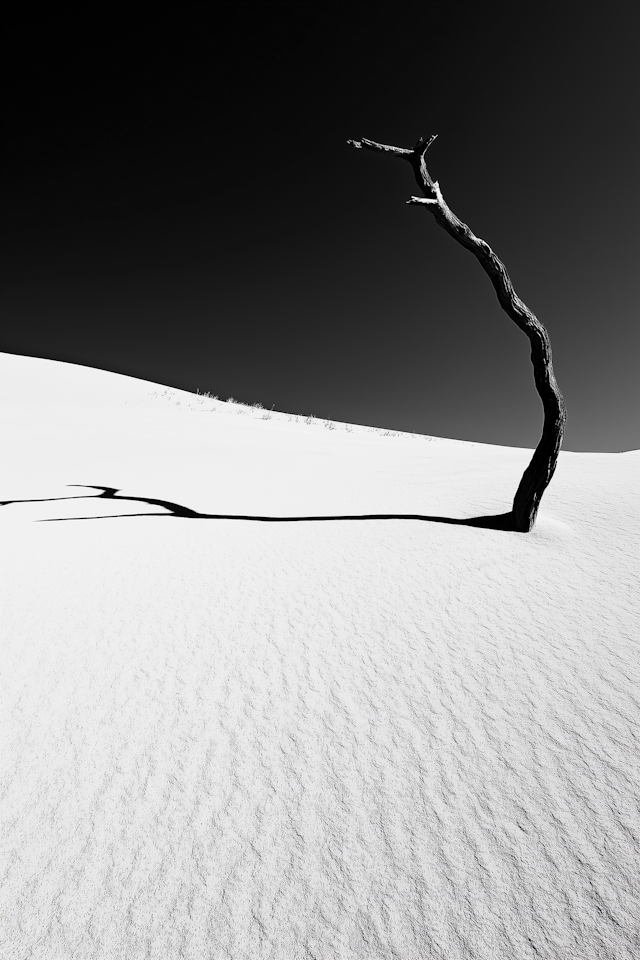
(1, 353, 638, 959)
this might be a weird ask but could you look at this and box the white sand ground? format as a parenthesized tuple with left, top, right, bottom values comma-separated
(1, 352, 638, 960)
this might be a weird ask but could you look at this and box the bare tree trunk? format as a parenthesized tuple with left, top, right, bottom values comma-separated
(348, 135, 566, 532)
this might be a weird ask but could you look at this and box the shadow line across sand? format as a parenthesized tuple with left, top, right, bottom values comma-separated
(1, 485, 519, 531)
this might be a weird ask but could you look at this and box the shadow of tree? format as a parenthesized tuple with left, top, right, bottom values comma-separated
(1, 485, 518, 531)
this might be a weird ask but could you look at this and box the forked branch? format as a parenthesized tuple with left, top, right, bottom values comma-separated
(348, 135, 566, 532)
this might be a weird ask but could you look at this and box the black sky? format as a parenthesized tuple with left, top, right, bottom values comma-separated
(2, 3, 638, 450)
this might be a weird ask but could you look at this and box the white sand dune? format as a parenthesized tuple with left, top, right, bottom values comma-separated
(1, 352, 638, 960)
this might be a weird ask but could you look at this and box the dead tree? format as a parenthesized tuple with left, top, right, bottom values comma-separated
(348, 135, 566, 532)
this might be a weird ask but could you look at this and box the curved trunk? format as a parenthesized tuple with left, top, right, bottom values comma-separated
(348, 135, 566, 532)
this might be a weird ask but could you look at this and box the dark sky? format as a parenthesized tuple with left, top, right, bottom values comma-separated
(2, 3, 638, 450)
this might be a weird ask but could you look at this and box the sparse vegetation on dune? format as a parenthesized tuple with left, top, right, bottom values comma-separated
(193, 388, 431, 440)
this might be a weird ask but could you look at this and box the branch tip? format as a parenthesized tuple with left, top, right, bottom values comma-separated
(407, 196, 439, 206)
(414, 133, 438, 156)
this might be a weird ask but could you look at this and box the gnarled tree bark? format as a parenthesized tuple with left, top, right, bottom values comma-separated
(348, 135, 566, 532)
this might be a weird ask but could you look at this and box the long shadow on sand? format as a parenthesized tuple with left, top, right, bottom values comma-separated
(1, 485, 518, 531)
